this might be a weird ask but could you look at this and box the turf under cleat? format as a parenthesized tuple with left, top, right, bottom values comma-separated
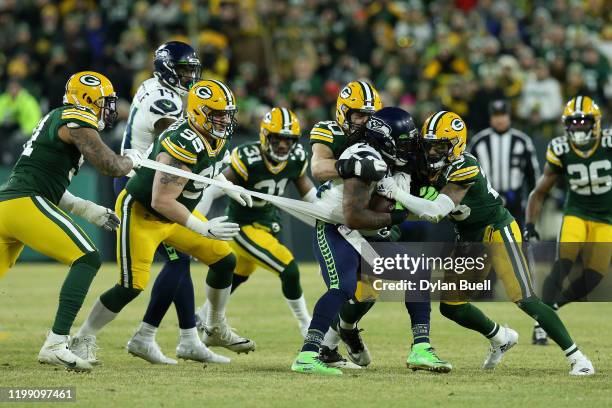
(338, 326, 371, 367)
(69, 335, 99, 365)
(201, 318, 256, 354)
(176, 341, 230, 364)
(532, 325, 548, 345)
(291, 351, 342, 375)
(407, 342, 452, 373)
(569, 356, 595, 376)
(127, 336, 177, 365)
(483, 326, 518, 369)
(39, 333, 92, 372)
(319, 345, 362, 369)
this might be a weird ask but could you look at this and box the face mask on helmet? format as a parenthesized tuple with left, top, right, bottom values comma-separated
(395, 131, 419, 166)
(565, 115, 595, 147)
(422, 139, 453, 174)
(174, 62, 201, 92)
(346, 110, 374, 140)
(265, 133, 297, 162)
(204, 109, 237, 140)
(95, 95, 118, 130)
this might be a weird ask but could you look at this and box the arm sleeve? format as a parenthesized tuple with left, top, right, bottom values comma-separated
(393, 190, 455, 223)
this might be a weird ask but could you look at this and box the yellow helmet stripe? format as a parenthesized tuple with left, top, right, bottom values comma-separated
(357, 81, 374, 108)
(427, 110, 448, 135)
(209, 79, 234, 107)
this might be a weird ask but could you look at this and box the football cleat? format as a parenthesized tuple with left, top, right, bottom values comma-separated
(291, 351, 342, 376)
(201, 318, 256, 354)
(39, 333, 92, 372)
(532, 325, 548, 345)
(69, 335, 100, 365)
(407, 343, 452, 373)
(338, 326, 371, 367)
(127, 336, 177, 365)
(569, 356, 595, 376)
(195, 303, 208, 338)
(176, 341, 230, 364)
(319, 346, 362, 369)
(483, 326, 518, 369)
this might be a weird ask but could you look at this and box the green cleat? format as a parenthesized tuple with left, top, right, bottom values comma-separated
(406, 343, 452, 373)
(291, 351, 343, 376)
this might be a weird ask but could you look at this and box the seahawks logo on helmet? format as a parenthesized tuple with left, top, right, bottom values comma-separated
(79, 74, 101, 86)
(366, 117, 391, 137)
(451, 118, 465, 131)
(340, 86, 352, 99)
(195, 86, 213, 99)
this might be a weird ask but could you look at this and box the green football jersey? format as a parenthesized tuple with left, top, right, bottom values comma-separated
(0, 105, 99, 205)
(126, 118, 228, 220)
(227, 141, 308, 233)
(309, 120, 350, 158)
(545, 130, 612, 224)
(435, 152, 514, 240)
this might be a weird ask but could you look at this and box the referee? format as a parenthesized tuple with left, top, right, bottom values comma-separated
(469, 100, 540, 226)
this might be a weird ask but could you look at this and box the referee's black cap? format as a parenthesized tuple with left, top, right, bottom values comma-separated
(489, 99, 511, 115)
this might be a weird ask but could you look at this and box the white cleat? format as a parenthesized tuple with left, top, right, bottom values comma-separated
(69, 335, 99, 365)
(483, 326, 518, 369)
(127, 336, 177, 365)
(176, 341, 230, 364)
(195, 303, 209, 338)
(39, 333, 92, 372)
(569, 356, 595, 376)
(201, 318, 256, 354)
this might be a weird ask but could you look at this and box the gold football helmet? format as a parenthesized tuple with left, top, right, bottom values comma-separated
(562, 95, 601, 149)
(63, 71, 117, 129)
(336, 80, 382, 138)
(259, 107, 301, 162)
(187, 79, 237, 139)
(421, 110, 468, 174)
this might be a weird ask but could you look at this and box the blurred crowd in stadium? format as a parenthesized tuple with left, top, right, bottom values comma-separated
(0, 0, 610, 165)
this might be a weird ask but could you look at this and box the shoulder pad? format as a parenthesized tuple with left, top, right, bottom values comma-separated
(61, 106, 98, 129)
(310, 120, 344, 144)
(445, 154, 480, 183)
(546, 136, 569, 167)
(160, 127, 198, 165)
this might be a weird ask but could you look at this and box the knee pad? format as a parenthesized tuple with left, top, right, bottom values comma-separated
(207, 253, 237, 289)
(100, 284, 142, 313)
(280, 261, 302, 299)
(74, 250, 102, 271)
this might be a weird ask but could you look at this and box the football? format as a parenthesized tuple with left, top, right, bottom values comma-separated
(369, 193, 396, 213)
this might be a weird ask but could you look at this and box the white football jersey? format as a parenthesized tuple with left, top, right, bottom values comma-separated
(315, 143, 385, 235)
(120, 77, 183, 155)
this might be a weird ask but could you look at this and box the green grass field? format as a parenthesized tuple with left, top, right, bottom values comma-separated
(1, 262, 610, 407)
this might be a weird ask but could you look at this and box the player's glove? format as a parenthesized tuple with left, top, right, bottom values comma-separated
(186, 215, 240, 241)
(123, 149, 143, 169)
(419, 186, 439, 200)
(214, 173, 253, 207)
(58, 191, 120, 231)
(376, 175, 398, 199)
(523, 223, 540, 241)
(336, 157, 387, 181)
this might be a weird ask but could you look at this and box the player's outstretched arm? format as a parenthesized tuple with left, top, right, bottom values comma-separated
(311, 144, 340, 182)
(343, 178, 407, 230)
(294, 174, 316, 202)
(524, 163, 559, 239)
(58, 190, 120, 231)
(59, 125, 135, 177)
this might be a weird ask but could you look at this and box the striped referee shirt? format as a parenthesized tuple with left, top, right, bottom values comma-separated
(468, 126, 540, 197)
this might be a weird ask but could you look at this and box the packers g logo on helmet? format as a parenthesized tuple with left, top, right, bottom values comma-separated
(259, 107, 301, 162)
(63, 71, 117, 130)
(187, 79, 237, 140)
(336, 80, 382, 137)
(421, 111, 468, 174)
(562, 95, 601, 151)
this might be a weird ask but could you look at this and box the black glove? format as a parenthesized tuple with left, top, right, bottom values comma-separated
(336, 157, 387, 182)
(523, 223, 540, 241)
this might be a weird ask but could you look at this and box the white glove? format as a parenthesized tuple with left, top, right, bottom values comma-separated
(214, 173, 253, 207)
(393, 172, 411, 193)
(58, 191, 120, 231)
(123, 149, 143, 169)
(186, 215, 240, 241)
(376, 175, 399, 199)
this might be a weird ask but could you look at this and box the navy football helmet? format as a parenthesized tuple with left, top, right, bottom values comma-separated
(153, 41, 201, 96)
(364, 107, 419, 167)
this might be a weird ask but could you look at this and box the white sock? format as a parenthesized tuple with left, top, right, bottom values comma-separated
(564, 344, 584, 363)
(487, 324, 506, 346)
(339, 318, 356, 330)
(321, 327, 341, 349)
(179, 327, 200, 344)
(76, 298, 117, 338)
(205, 284, 231, 326)
(285, 295, 311, 327)
(196, 301, 210, 325)
(136, 322, 157, 342)
(46, 331, 69, 344)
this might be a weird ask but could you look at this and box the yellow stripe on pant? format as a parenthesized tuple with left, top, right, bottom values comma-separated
(230, 224, 294, 277)
(115, 189, 232, 290)
(558, 215, 612, 276)
(0, 196, 95, 277)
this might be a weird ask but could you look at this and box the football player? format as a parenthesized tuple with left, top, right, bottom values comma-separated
(71, 80, 255, 365)
(0, 71, 139, 371)
(525, 96, 611, 345)
(378, 110, 595, 375)
(195, 107, 316, 338)
(93, 41, 225, 365)
(291, 107, 415, 375)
